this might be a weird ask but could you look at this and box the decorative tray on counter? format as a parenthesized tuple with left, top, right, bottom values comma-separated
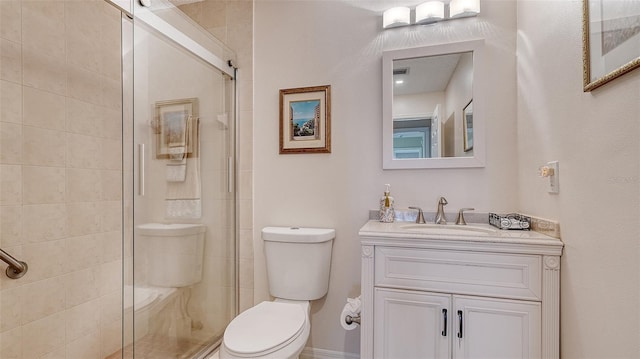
(489, 213, 531, 230)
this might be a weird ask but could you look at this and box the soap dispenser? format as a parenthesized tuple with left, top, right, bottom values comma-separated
(379, 184, 395, 223)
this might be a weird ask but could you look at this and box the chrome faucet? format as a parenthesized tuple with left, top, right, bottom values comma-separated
(409, 207, 426, 224)
(435, 197, 448, 224)
(455, 208, 475, 225)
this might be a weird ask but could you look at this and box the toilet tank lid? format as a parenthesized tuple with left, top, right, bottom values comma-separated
(262, 227, 335, 243)
(136, 223, 206, 236)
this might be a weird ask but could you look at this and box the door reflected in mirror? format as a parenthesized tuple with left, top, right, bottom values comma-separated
(393, 117, 434, 158)
(383, 39, 485, 169)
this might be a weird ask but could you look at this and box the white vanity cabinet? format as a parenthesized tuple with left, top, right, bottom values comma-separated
(374, 289, 541, 359)
(359, 221, 563, 359)
(452, 295, 540, 359)
(373, 288, 450, 358)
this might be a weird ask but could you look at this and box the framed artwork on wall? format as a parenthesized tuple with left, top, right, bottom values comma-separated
(583, 0, 640, 91)
(154, 98, 199, 159)
(279, 85, 331, 154)
(463, 99, 473, 152)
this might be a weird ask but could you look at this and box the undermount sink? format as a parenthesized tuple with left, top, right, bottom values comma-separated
(399, 223, 497, 236)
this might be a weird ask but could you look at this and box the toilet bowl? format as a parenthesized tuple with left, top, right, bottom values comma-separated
(124, 285, 177, 313)
(220, 300, 310, 359)
(220, 227, 335, 359)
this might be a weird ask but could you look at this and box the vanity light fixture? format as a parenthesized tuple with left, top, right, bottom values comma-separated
(449, 0, 481, 18)
(383, 0, 479, 29)
(415, 1, 445, 24)
(383, 7, 411, 29)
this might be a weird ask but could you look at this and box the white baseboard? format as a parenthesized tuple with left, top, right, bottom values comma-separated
(300, 347, 359, 359)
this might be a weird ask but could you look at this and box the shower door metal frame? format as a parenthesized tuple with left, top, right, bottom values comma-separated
(107, 0, 235, 79)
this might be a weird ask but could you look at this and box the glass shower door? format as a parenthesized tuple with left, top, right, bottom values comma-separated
(123, 2, 237, 357)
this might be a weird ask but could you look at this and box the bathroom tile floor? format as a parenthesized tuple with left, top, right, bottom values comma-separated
(105, 333, 209, 359)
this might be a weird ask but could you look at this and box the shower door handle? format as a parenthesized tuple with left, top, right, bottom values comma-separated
(139, 144, 145, 196)
(228, 156, 234, 193)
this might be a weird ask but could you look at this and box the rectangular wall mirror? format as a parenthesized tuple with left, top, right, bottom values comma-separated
(383, 39, 485, 169)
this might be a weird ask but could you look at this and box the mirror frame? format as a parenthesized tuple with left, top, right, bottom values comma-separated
(383, 39, 485, 169)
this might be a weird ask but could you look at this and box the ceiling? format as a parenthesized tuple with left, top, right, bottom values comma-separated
(393, 53, 462, 96)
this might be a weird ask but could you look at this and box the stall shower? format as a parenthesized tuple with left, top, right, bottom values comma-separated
(0, 0, 239, 358)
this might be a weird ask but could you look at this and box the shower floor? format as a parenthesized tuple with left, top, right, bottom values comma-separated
(105, 333, 211, 359)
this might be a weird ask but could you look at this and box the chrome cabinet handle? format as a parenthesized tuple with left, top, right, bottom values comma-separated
(442, 309, 448, 336)
(457, 310, 463, 339)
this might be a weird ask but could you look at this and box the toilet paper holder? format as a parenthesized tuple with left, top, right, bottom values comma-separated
(341, 295, 361, 330)
(345, 314, 361, 326)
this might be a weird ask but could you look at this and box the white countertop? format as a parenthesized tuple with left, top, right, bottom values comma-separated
(359, 220, 564, 255)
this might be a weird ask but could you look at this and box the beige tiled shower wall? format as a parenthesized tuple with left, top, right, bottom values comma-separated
(176, 0, 254, 312)
(0, 1, 124, 358)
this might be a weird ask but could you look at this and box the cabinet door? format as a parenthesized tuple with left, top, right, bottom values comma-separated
(453, 296, 541, 359)
(374, 288, 450, 359)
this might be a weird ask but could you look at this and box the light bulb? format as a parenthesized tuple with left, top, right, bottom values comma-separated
(383, 7, 410, 28)
(450, 0, 480, 18)
(416, 1, 444, 24)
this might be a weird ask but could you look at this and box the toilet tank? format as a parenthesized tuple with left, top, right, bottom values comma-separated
(136, 223, 206, 288)
(262, 227, 335, 301)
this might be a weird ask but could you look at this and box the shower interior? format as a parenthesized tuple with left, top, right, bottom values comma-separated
(0, 0, 238, 358)
(126, 2, 238, 356)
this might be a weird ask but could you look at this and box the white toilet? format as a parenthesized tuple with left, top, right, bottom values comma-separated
(220, 226, 335, 359)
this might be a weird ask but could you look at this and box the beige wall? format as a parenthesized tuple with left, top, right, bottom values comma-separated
(0, 0, 123, 357)
(516, 1, 640, 358)
(393, 91, 445, 118)
(254, 0, 517, 354)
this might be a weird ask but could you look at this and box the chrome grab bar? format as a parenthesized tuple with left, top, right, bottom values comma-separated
(0, 248, 28, 279)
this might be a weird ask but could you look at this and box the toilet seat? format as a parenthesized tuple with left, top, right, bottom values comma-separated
(223, 301, 307, 357)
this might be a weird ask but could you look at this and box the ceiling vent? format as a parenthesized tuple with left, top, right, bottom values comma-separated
(393, 67, 409, 75)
